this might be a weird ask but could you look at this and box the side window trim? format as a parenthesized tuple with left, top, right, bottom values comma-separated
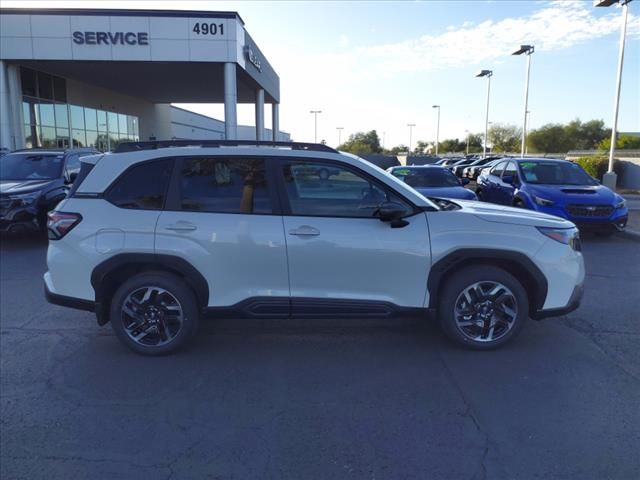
(490, 161, 506, 176)
(165, 155, 281, 216)
(274, 157, 417, 219)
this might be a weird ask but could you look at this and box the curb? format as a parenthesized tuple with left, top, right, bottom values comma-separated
(619, 229, 640, 242)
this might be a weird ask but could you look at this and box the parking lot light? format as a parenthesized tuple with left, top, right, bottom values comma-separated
(475, 69, 493, 159)
(432, 105, 440, 155)
(309, 110, 322, 143)
(595, 0, 633, 189)
(407, 124, 416, 154)
(336, 127, 344, 146)
(512, 45, 535, 158)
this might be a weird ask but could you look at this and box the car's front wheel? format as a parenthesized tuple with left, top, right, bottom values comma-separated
(109, 271, 200, 355)
(438, 265, 529, 349)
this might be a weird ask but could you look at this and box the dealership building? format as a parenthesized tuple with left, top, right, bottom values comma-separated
(0, 8, 287, 152)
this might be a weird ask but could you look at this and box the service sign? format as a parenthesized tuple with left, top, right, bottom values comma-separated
(72, 31, 150, 46)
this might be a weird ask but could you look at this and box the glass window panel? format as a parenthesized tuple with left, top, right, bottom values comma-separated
(118, 113, 127, 135)
(40, 126, 56, 148)
(72, 129, 86, 148)
(38, 72, 53, 100)
(38, 102, 56, 127)
(53, 76, 66, 102)
(107, 112, 119, 133)
(54, 104, 69, 128)
(24, 124, 36, 148)
(70, 105, 85, 130)
(179, 158, 273, 214)
(96, 133, 109, 152)
(84, 107, 97, 131)
(106, 159, 173, 210)
(20, 68, 37, 97)
(85, 130, 98, 149)
(56, 128, 70, 147)
(127, 116, 139, 136)
(97, 110, 108, 132)
(23, 102, 32, 125)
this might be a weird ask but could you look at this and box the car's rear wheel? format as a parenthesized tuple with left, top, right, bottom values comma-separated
(109, 271, 199, 355)
(438, 265, 529, 349)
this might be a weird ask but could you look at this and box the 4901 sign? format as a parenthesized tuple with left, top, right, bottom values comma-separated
(192, 22, 225, 36)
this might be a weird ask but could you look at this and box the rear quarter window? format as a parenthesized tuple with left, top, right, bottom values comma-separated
(105, 159, 173, 210)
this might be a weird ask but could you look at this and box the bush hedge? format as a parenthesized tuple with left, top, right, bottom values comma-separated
(574, 156, 624, 182)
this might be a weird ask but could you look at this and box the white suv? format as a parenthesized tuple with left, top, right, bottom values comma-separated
(44, 141, 585, 355)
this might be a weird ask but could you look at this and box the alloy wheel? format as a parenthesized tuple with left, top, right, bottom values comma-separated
(121, 286, 184, 347)
(453, 281, 518, 342)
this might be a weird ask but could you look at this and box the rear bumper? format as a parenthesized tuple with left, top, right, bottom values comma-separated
(44, 280, 96, 312)
(531, 281, 583, 320)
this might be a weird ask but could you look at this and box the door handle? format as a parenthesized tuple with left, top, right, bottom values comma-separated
(288, 226, 320, 237)
(165, 222, 197, 232)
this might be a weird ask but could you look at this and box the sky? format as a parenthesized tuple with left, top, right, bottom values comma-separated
(4, 0, 640, 149)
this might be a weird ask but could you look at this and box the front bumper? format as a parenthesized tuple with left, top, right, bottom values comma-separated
(0, 204, 40, 232)
(532, 204, 628, 231)
(531, 281, 584, 320)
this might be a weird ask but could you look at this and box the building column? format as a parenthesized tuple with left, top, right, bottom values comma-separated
(255, 88, 264, 141)
(223, 62, 237, 140)
(272, 102, 279, 142)
(0, 61, 23, 150)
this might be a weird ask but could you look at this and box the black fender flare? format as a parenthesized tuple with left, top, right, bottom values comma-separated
(427, 248, 548, 314)
(90, 254, 209, 325)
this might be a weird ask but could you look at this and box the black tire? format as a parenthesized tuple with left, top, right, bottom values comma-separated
(437, 265, 529, 350)
(476, 189, 484, 201)
(513, 198, 525, 208)
(109, 271, 200, 355)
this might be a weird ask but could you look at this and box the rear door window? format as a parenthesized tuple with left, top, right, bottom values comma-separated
(489, 161, 506, 177)
(178, 157, 273, 214)
(106, 159, 173, 210)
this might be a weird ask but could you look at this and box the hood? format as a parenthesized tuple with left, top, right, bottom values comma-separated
(0, 179, 55, 195)
(416, 186, 476, 200)
(454, 199, 574, 228)
(526, 184, 618, 204)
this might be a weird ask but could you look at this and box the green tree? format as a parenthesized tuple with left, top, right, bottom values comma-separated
(466, 133, 484, 153)
(438, 138, 465, 153)
(488, 124, 521, 153)
(597, 134, 640, 151)
(338, 130, 382, 155)
(527, 124, 571, 154)
(386, 144, 409, 155)
(564, 119, 610, 150)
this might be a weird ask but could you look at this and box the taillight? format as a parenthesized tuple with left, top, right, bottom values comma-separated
(47, 211, 82, 240)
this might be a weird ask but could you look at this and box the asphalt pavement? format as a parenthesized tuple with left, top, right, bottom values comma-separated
(1, 233, 639, 480)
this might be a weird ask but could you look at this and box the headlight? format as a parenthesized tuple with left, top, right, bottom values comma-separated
(9, 192, 40, 207)
(615, 198, 626, 209)
(534, 196, 554, 207)
(537, 227, 581, 251)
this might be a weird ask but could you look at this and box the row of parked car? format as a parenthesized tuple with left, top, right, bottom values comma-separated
(388, 155, 628, 235)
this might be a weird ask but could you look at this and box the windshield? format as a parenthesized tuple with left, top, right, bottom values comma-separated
(391, 167, 460, 188)
(519, 161, 597, 186)
(0, 153, 64, 180)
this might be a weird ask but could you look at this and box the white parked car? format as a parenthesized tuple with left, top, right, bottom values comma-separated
(45, 141, 584, 355)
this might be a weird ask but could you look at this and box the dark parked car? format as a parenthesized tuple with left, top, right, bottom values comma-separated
(387, 165, 477, 200)
(0, 147, 99, 233)
(461, 156, 504, 180)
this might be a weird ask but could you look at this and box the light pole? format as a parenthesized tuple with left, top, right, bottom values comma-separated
(407, 124, 416, 154)
(465, 129, 470, 155)
(336, 127, 344, 146)
(595, 0, 632, 189)
(475, 69, 493, 158)
(512, 45, 535, 158)
(309, 110, 322, 143)
(383, 131, 386, 150)
(432, 105, 441, 155)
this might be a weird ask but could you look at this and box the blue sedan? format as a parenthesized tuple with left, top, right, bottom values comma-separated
(387, 165, 477, 201)
(476, 158, 628, 233)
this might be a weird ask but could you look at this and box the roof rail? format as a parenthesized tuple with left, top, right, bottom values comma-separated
(114, 139, 338, 154)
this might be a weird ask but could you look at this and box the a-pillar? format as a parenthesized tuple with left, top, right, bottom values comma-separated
(224, 62, 237, 140)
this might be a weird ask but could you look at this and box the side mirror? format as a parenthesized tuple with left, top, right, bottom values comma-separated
(376, 201, 409, 228)
(461, 178, 470, 186)
(502, 175, 514, 185)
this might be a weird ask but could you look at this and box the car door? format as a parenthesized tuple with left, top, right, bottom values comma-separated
(277, 158, 431, 314)
(481, 161, 506, 203)
(155, 156, 290, 313)
(496, 161, 518, 205)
